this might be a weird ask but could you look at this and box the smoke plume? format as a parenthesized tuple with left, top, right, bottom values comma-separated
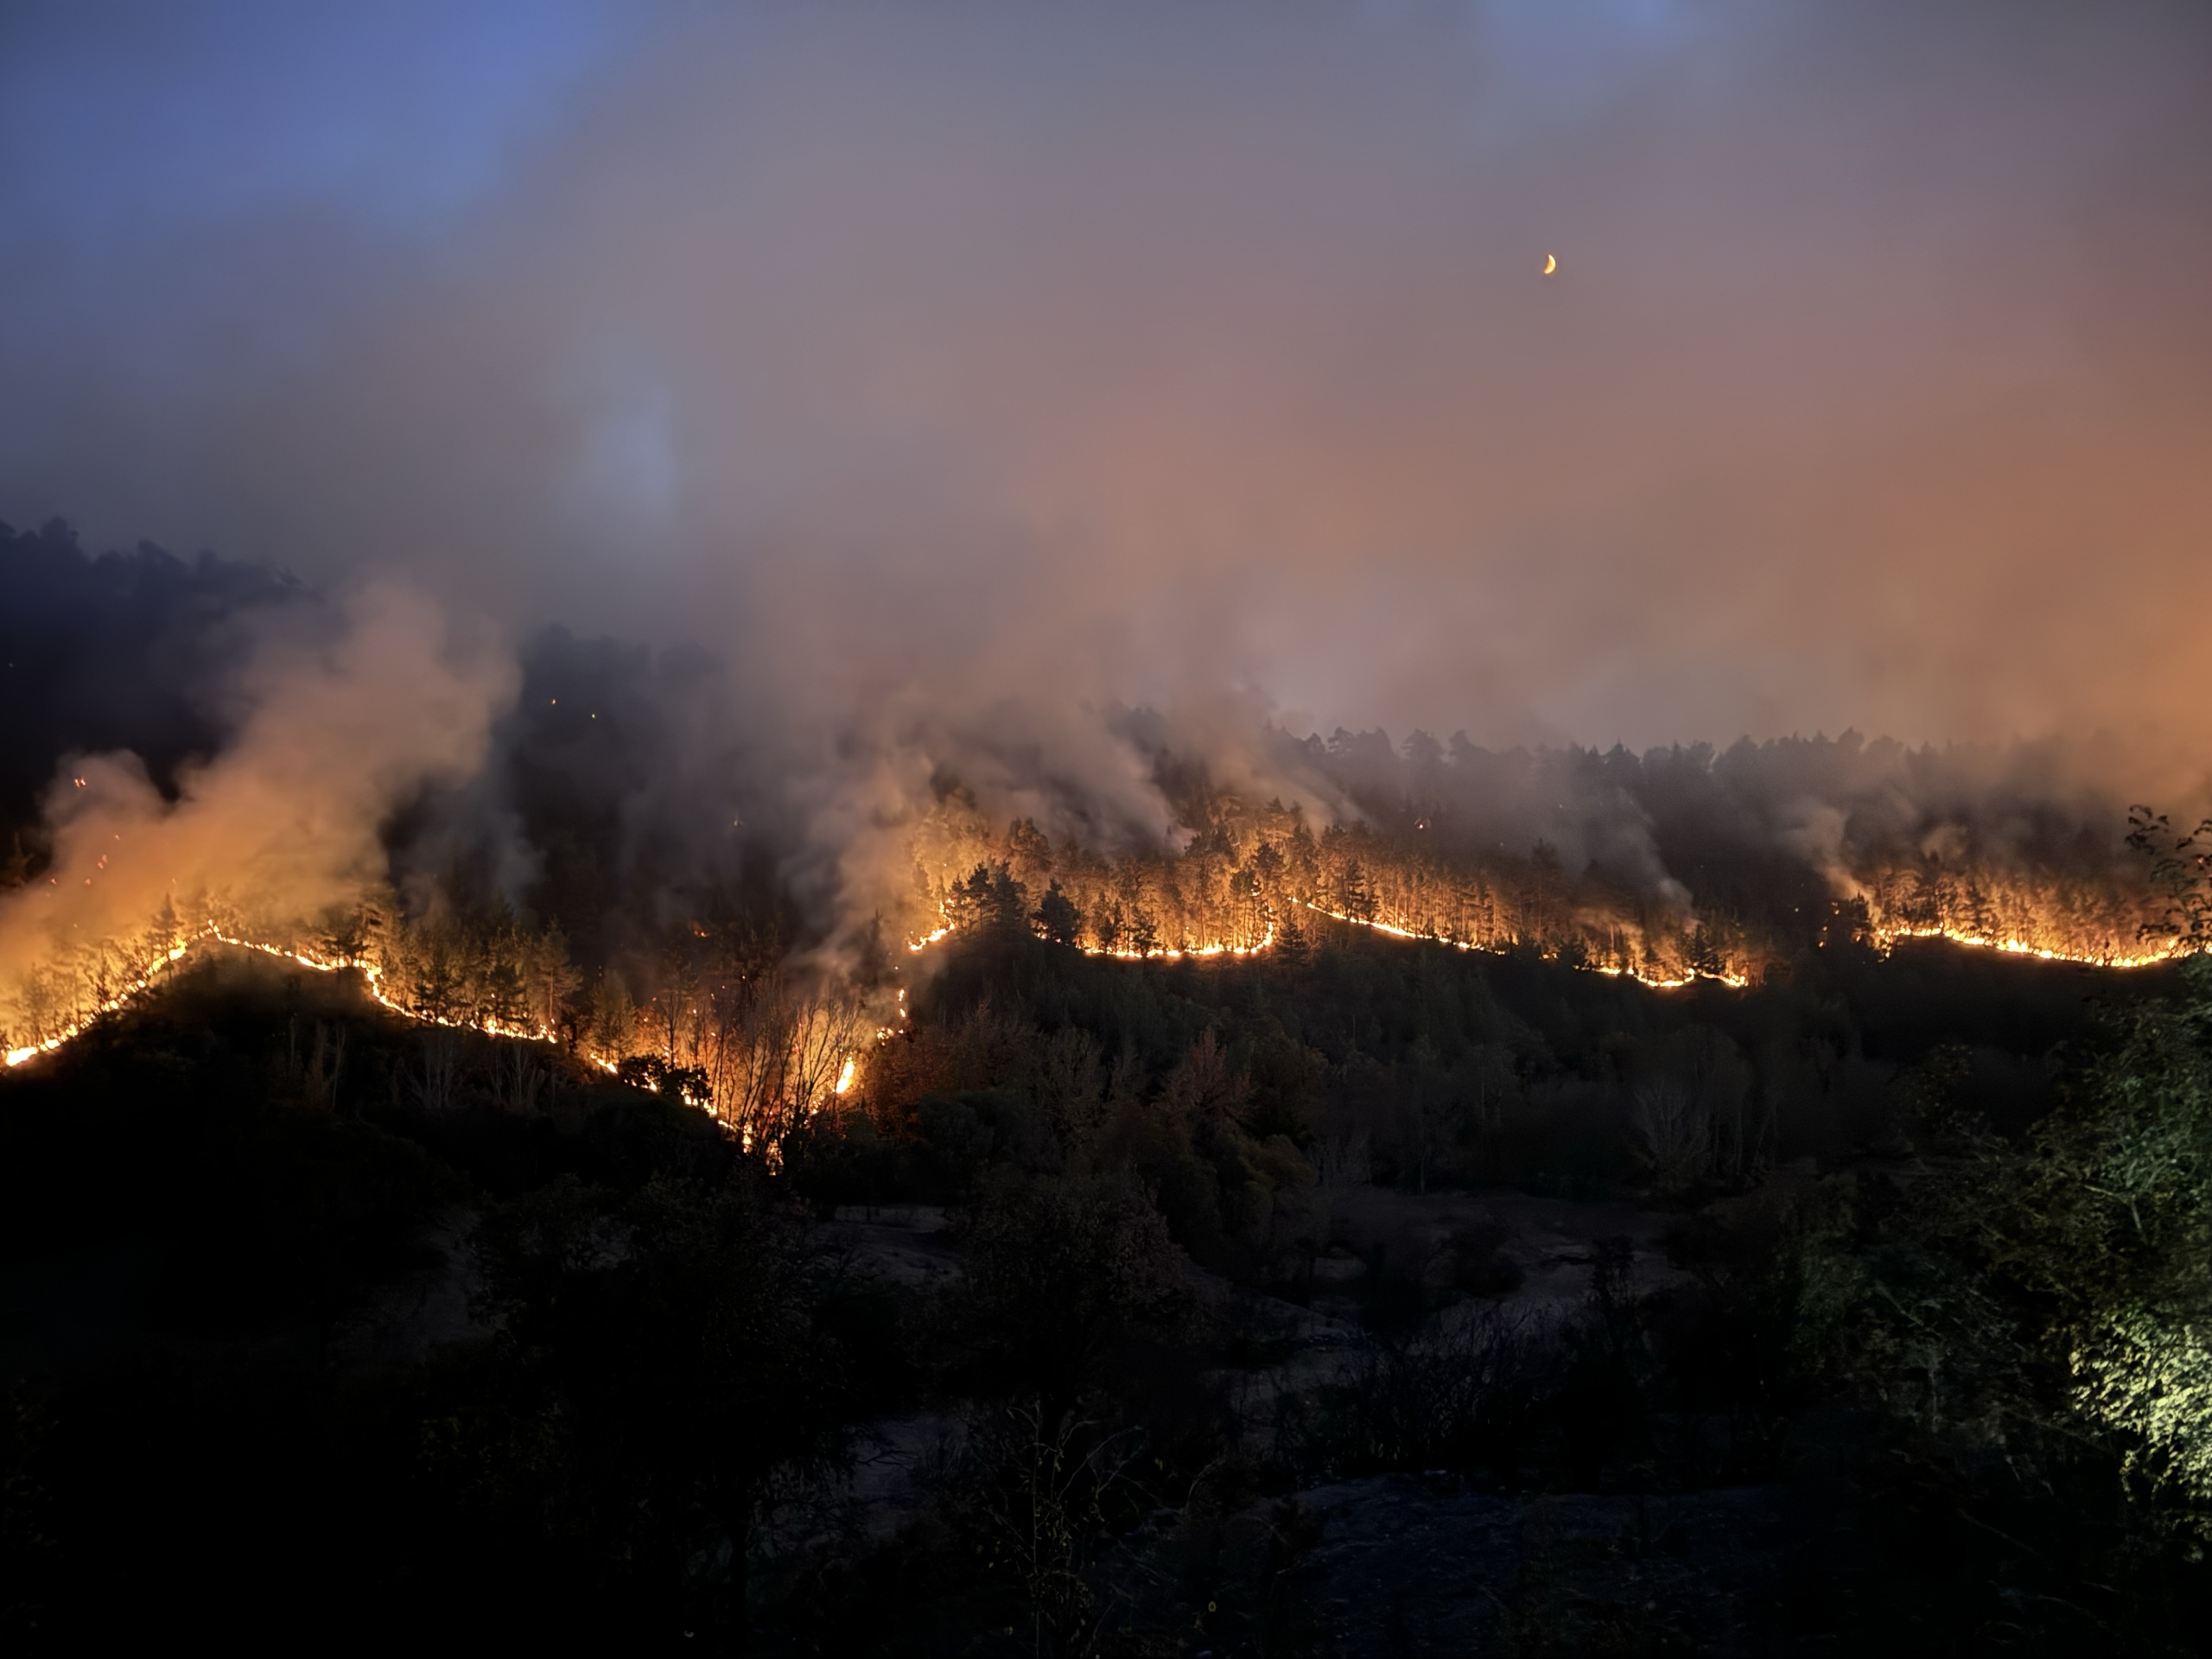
(1, 4, 2209, 957)
(0, 581, 513, 1047)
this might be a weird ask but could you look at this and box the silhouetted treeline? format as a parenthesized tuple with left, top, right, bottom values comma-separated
(0, 519, 304, 861)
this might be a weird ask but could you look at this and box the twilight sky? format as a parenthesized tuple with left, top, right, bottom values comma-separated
(4, 2, 2210, 781)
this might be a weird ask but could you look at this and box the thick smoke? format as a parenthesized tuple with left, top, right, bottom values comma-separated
(2, 4, 2209, 948)
(0, 528, 2183, 995)
(0, 580, 514, 1046)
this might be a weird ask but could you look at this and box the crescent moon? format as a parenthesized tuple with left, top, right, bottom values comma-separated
(1542, 253, 1557, 275)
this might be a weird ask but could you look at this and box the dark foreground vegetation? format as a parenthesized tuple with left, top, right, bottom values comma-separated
(7, 920, 2212, 1655)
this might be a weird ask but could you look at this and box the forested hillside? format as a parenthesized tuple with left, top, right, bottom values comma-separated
(9, 921, 2212, 1651)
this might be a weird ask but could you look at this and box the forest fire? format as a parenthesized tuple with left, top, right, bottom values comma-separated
(1, 916, 871, 1150)
(1870, 925, 2177, 969)
(8, 819, 2180, 1100)
(896, 801, 2190, 990)
(1300, 902, 1752, 988)
(898, 893, 2185, 989)
(900, 899, 1748, 987)
(2, 924, 562, 1071)
(15, 3, 2212, 1638)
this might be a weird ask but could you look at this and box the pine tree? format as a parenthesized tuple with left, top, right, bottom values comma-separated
(1033, 880, 1082, 946)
